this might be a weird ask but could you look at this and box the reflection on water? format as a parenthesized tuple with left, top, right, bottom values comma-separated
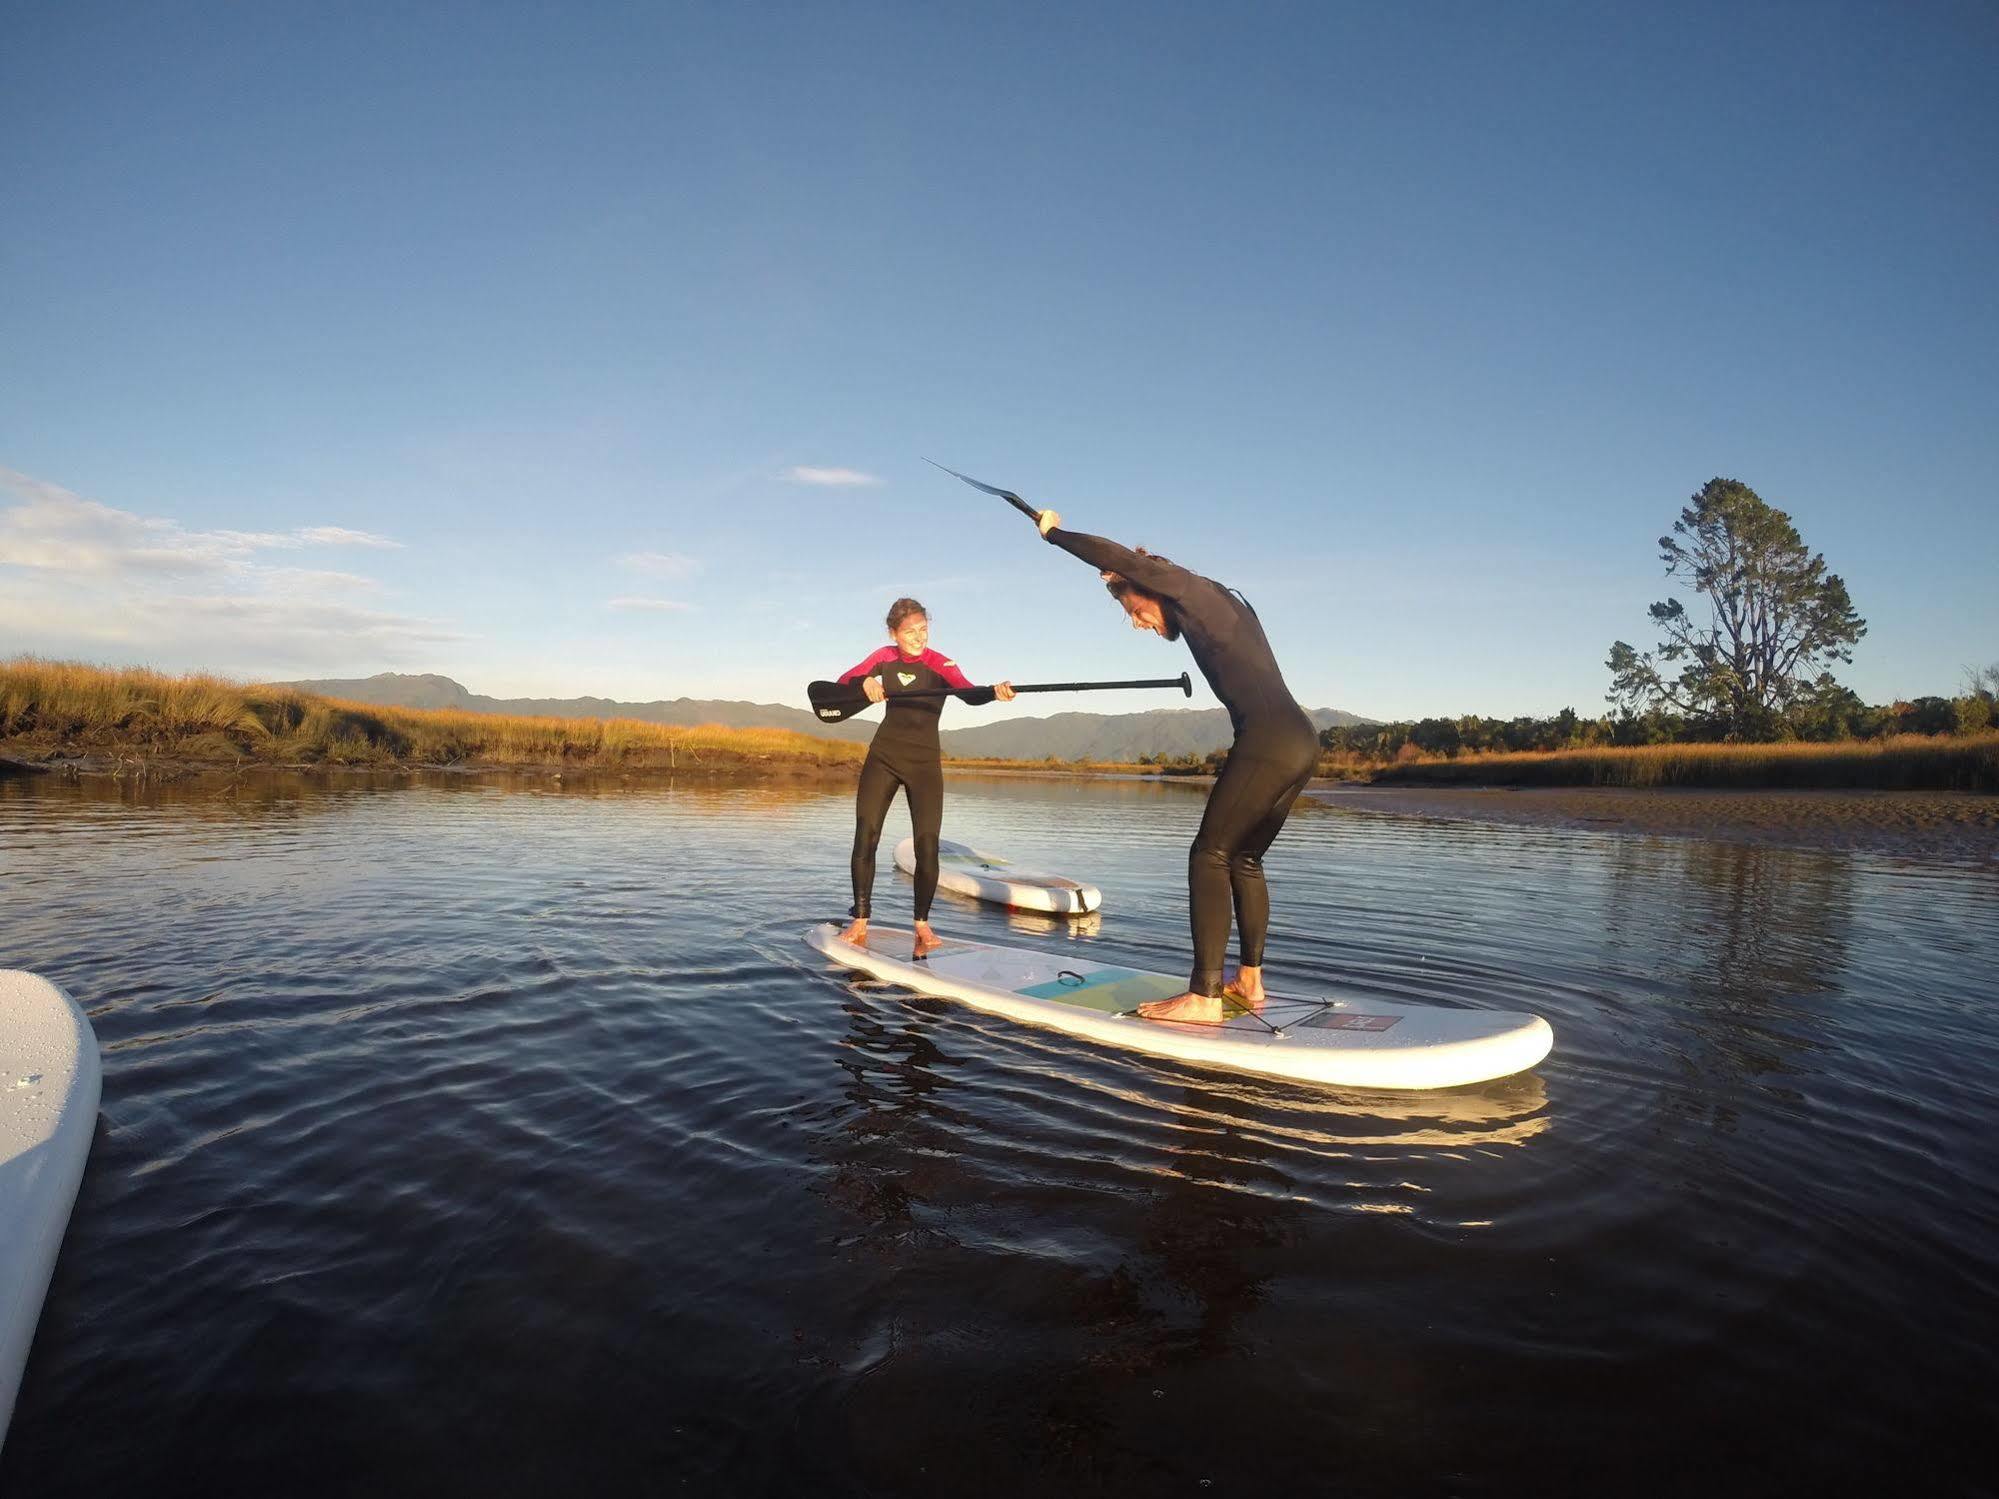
(1, 771, 1994, 1495)
(1602, 837, 1860, 1116)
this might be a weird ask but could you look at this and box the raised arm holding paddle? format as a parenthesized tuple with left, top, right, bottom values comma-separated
(935, 462, 1321, 1025)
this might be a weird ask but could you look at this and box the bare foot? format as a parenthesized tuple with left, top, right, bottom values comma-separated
(1223, 966, 1266, 1007)
(1136, 991, 1236, 1024)
(837, 918, 869, 948)
(912, 921, 944, 959)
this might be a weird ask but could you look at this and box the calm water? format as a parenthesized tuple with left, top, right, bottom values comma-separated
(1, 771, 1994, 1497)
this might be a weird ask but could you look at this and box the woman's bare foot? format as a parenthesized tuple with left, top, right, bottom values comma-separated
(837, 917, 869, 947)
(912, 921, 944, 959)
(1136, 991, 1237, 1024)
(1223, 966, 1266, 1006)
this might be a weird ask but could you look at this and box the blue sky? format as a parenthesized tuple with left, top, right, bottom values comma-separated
(3, 1, 1993, 722)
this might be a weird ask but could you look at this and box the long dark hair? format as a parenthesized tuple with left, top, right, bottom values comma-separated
(1103, 550, 1180, 641)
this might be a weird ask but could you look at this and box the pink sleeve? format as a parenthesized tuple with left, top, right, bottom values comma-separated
(838, 646, 895, 684)
(924, 649, 976, 689)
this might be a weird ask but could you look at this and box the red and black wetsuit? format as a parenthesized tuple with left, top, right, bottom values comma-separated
(1045, 527, 1319, 998)
(839, 646, 993, 922)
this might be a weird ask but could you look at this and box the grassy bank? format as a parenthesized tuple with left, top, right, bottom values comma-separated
(1366, 734, 1999, 792)
(0, 659, 866, 775)
(9, 659, 1994, 791)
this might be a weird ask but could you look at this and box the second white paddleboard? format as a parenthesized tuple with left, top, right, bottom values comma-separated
(894, 836, 1102, 915)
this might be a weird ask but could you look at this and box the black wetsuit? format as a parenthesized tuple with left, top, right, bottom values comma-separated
(839, 646, 992, 921)
(1046, 528, 1319, 997)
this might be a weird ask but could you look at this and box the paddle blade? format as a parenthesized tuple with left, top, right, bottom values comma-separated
(806, 679, 873, 723)
(923, 458, 1040, 519)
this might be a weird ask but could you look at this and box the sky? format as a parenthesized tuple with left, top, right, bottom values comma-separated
(3, 1, 1994, 723)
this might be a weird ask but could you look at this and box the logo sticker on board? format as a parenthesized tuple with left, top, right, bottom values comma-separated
(1300, 1012, 1402, 1032)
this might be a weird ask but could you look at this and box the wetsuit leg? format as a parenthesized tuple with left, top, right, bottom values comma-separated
(1230, 758, 1316, 969)
(850, 751, 903, 918)
(1186, 731, 1318, 995)
(903, 754, 945, 921)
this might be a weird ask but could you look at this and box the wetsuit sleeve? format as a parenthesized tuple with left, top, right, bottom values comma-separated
(838, 647, 895, 684)
(1044, 528, 1203, 607)
(925, 650, 996, 707)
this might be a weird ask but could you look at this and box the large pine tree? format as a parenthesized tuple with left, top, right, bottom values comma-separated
(1607, 479, 1866, 739)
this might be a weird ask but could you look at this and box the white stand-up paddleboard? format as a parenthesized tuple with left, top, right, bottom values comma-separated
(893, 836, 1103, 916)
(1, 972, 100, 1448)
(804, 925, 1553, 1090)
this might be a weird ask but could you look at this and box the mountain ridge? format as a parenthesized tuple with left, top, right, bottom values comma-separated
(272, 672, 1372, 760)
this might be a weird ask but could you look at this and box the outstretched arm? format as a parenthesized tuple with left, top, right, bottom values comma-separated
(1034, 509, 1200, 605)
(924, 651, 1010, 705)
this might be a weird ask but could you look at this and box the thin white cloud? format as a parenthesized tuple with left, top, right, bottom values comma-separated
(607, 596, 696, 613)
(617, 550, 700, 578)
(0, 467, 443, 672)
(783, 466, 879, 487)
(258, 566, 386, 595)
(168, 593, 462, 641)
(0, 468, 402, 573)
(0, 574, 464, 666)
(298, 526, 401, 549)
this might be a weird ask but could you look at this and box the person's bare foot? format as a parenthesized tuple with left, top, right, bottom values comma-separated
(837, 917, 869, 948)
(1136, 991, 1236, 1024)
(1223, 966, 1266, 1006)
(912, 921, 944, 959)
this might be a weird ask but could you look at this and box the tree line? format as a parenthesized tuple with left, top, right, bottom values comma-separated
(1319, 677, 1995, 763)
(1323, 477, 1990, 761)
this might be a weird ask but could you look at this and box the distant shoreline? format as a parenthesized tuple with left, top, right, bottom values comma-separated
(5, 661, 1994, 796)
(1311, 783, 1999, 863)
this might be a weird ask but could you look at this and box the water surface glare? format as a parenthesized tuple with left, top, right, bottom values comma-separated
(2, 772, 1994, 1496)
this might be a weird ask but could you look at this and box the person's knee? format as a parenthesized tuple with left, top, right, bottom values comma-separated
(1189, 840, 1233, 880)
(1230, 850, 1265, 879)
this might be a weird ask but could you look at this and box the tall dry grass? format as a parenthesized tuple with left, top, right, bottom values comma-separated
(0, 658, 865, 771)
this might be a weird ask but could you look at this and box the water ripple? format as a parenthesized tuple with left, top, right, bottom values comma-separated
(2, 772, 1994, 1495)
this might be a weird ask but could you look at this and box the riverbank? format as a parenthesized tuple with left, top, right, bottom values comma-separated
(1313, 783, 1999, 863)
(1, 660, 865, 779)
(10, 659, 1997, 794)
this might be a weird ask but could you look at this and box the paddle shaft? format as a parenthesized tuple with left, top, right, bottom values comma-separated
(860, 672, 1189, 701)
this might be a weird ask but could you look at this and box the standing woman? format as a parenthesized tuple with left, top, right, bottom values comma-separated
(1033, 509, 1318, 1023)
(835, 598, 1015, 958)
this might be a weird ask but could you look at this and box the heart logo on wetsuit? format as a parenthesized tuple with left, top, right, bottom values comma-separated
(897, 672, 916, 686)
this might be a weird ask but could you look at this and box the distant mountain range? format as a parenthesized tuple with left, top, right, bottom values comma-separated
(274, 673, 1371, 761)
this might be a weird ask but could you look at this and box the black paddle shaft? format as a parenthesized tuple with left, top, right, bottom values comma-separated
(806, 672, 1190, 723)
(1002, 674, 1191, 697)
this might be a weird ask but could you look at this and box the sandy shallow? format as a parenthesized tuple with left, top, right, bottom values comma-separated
(1310, 783, 1999, 864)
